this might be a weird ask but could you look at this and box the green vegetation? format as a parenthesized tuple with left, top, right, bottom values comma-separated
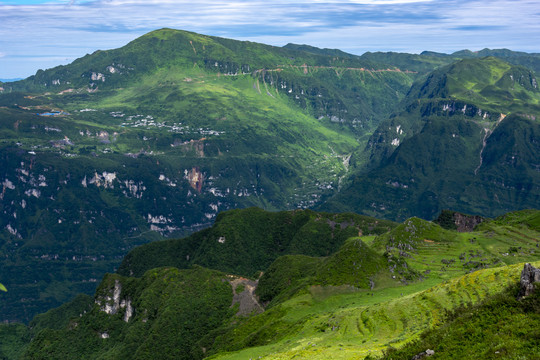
(3, 208, 538, 360)
(381, 283, 540, 360)
(360, 48, 540, 76)
(325, 57, 540, 221)
(0, 27, 539, 347)
(0, 324, 29, 360)
(118, 207, 397, 278)
(0, 28, 416, 322)
(22, 266, 235, 360)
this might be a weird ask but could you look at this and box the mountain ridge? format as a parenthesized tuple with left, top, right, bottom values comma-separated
(323, 56, 540, 220)
(0, 28, 539, 325)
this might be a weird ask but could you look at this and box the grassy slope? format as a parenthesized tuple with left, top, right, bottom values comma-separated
(209, 262, 540, 360)
(381, 282, 540, 360)
(205, 211, 540, 359)
(359, 48, 540, 76)
(3, 209, 539, 360)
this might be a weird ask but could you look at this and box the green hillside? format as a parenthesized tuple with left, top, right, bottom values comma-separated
(1, 29, 539, 326)
(0, 28, 414, 322)
(360, 48, 540, 75)
(118, 207, 397, 278)
(324, 57, 540, 220)
(4, 208, 538, 360)
(381, 282, 540, 359)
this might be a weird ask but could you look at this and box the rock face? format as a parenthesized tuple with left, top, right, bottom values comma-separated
(95, 279, 133, 322)
(434, 210, 484, 232)
(518, 263, 540, 299)
(228, 277, 264, 316)
(453, 212, 484, 232)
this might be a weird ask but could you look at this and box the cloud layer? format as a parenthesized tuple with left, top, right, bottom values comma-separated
(0, 0, 539, 78)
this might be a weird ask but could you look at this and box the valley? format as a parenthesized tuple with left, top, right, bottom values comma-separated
(0, 29, 418, 322)
(0, 27, 539, 360)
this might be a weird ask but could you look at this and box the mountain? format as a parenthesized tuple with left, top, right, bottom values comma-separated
(360, 48, 540, 75)
(450, 48, 540, 74)
(360, 51, 455, 75)
(323, 56, 540, 220)
(1, 29, 539, 324)
(118, 207, 397, 278)
(283, 43, 361, 59)
(3, 208, 539, 359)
(0, 29, 417, 322)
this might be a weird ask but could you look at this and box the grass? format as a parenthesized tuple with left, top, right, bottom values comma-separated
(4, 209, 539, 360)
(382, 281, 540, 359)
(207, 212, 540, 359)
(210, 262, 539, 360)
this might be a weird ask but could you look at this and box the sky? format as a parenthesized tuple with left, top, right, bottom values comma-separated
(0, 0, 539, 79)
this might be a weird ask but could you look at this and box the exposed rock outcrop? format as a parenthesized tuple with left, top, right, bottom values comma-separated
(453, 212, 484, 232)
(412, 349, 435, 359)
(186, 167, 204, 193)
(435, 210, 484, 232)
(228, 277, 264, 316)
(95, 279, 134, 322)
(518, 263, 540, 299)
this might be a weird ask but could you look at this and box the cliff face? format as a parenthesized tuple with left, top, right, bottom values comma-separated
(434, 210, 484, 232)
(95, 279, 134, 322)
(453, 212, 484, 232)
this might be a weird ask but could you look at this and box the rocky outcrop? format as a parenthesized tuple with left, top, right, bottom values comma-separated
(95, 279, 134, 322)
(435, 210, 484, 232)
(518, 263, 540, 299)
(412, 349, 435, 359)
(453, 212, 484, 232)
(186, 167, 204, 193)
(229, 277, 264, 316)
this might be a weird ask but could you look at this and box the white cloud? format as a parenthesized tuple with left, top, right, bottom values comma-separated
(0, 0, 538, 78)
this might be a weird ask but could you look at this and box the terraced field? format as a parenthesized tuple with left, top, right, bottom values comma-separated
(210, 263, 538, 360)
(3, 210, 538, 360)
(206, 211, 540, 359)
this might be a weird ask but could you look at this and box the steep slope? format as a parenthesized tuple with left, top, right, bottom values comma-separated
(0, 28, 415, 322)
(324, 57, 540, 220)
(117, 207, 397, 278)
(5, 28, 413, 135)
(255, 237, 413, 307)
(22, 266, 237, 360)
(7, 209, 539, 360)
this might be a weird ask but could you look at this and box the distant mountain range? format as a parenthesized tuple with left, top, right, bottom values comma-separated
(0, 28, 538, 324)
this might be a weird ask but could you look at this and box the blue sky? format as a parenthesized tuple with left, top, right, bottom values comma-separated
(0, 0, 539, 79)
